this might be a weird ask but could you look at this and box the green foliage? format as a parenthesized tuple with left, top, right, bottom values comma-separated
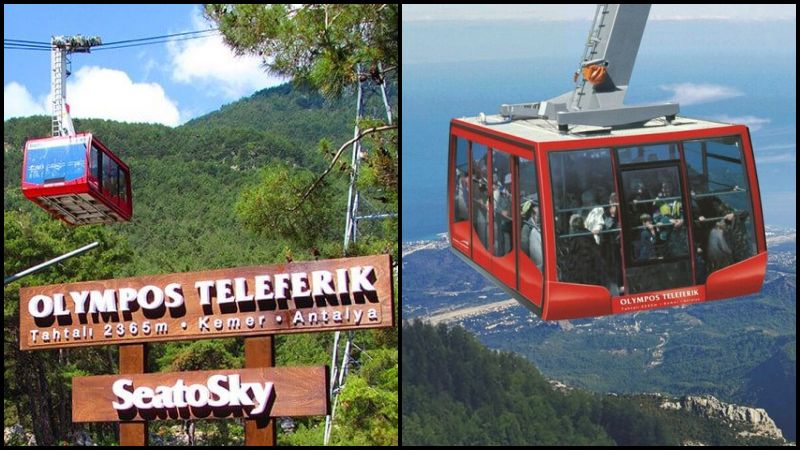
(4, 210, 134, 445)
(403, 321, 787, 446)
(330, 348, 398, 445)
(235, 161, 343, 247)
(206, 4, 398, 98)
(4, 80, 397, 445)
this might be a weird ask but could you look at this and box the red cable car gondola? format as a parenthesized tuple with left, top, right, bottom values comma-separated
(22, 133, 132, 225)
(20, 34, 132, 226)
(447, 5, 766, 320)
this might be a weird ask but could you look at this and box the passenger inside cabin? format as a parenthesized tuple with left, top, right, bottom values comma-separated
(635, 213, 658, 262)
(454, 169, 469, 221)
(556, 214, 604, 286)
(494, 173, 513, 255)
(520, 199, 543, 271)
(653, 181, 687, 257)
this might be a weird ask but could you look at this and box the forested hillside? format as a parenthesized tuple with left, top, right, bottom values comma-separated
(4, 82, 397, 445)
(402, 321, 787, 446)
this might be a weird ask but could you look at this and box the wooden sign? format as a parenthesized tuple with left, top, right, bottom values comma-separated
(20, 255, 393, 350)
(72, 366, 328, 422)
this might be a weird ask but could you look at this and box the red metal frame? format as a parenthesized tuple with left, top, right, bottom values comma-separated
(449, 119, 767, 320)
(22, 133, 132, 224)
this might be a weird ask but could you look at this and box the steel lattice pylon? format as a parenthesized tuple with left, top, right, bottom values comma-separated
(324, 63, 394, 445)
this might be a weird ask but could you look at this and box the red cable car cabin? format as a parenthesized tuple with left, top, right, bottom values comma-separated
(22, 133, 132, 225)
(448, 116, 767, 320)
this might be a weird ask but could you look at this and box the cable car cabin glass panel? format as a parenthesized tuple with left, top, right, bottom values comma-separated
(471, 143, 492, 269)
(101, 151, 120, 202)
(451, 136, 471, 255)
(684, 136, 757, 282)
(23, 136, 88, 186)
(550, 149, 623, 295)
(119, 169, 128, 204)
(518, 156, 544, 306)
(491, 150, 515, 287)
(619, 163, 692, 294)
(89, 144, 99, 184)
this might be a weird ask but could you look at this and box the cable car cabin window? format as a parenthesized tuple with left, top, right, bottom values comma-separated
(519, 158, 543, 272)
(89, 144, 99, 182)
(24, 139, 86, 185)
(620, 165, 692, 294)
(472, 143, 490, 251)
(684, 137, 756, 282)
(102, 152, 119, 199)
(451, 137, 470, 254)
(617, 143, 680, 166)
(550, 149, 623, 294)
(454, 138, 470, 222)
(118, 167, 127, 202)
(492, 150, 513, 257)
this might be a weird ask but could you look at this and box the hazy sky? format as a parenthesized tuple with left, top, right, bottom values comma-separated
(403, 4, 797, 22)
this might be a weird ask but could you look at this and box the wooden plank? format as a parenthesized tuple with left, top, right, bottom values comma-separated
(72, 366, 328, 422)
(119, 344, 147, 446)
(244, 336, 276, 446)
(20, 255, 394, 350)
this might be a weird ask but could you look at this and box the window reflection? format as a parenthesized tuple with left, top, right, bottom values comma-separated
(519, 158, 542, 271)
(684, 137, 756, 282)
(550, 149, 622, 294)
(471, 144, 489, 250)
(493, 150, 512, 257)
(454, 138, 469, 223)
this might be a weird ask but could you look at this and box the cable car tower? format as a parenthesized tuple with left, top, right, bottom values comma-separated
(50, 35, 101, 137)
(324, 64, 395, 445)
(22, 34, 132, 225)
(501, 4, 679, 131)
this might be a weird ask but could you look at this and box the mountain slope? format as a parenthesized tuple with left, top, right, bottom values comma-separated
(402, 231, 796, 440)
(4, 83, 357, 273)
(403, 321, 787, 446)
(4, 81, 397, 445)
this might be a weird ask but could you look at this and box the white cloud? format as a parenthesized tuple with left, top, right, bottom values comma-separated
(65, 66, 180, 126)
(756, 153, 796, 164)
(660, 83, 743, 106)
(7, 69, 181, 126)
(757, 143, 795, 152)
(4, 82, 47, 120)
(710, 115, 771, 132)
(168, 9, 286, 100)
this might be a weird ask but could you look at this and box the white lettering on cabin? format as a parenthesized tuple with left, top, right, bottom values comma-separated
(111, 375, 274, 416)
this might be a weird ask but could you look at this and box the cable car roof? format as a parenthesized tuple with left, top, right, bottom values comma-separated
(454, 115, 737, 144)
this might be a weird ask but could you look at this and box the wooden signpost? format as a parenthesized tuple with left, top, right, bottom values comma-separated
(18, 254, 394, 446)
(19, 255, 393, 351)
(72, 366, 329, 422)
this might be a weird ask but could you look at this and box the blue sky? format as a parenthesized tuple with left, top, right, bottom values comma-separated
(4, 4, 286, 126)
(403, 5, 797, 234)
